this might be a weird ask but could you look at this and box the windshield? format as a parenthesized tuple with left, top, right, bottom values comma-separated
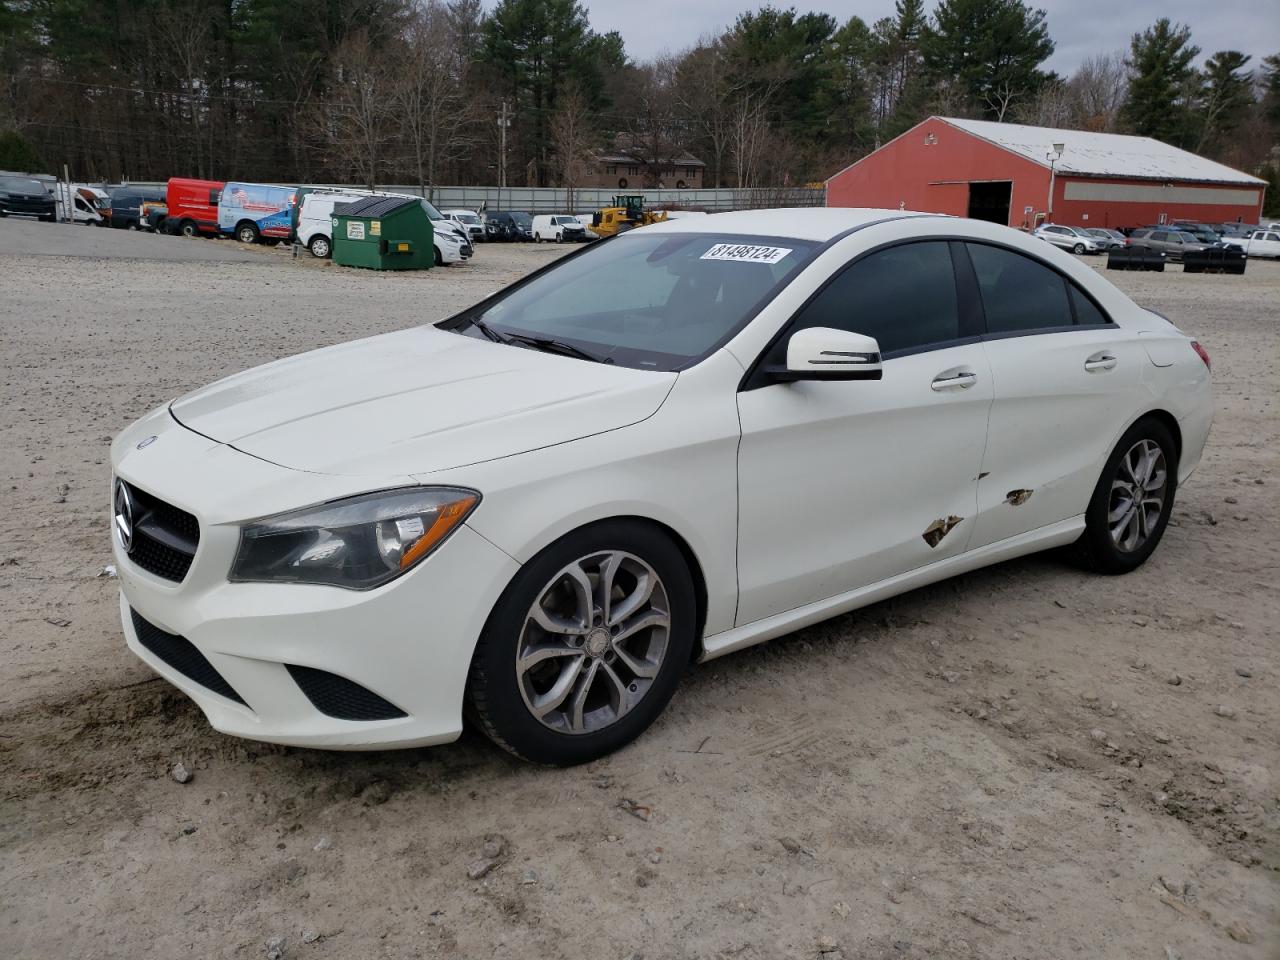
(445, 232, 818, 371)
(456, 213, 479, 223)
(509, 212, 532, 227)
(1176, 232, 1199, 243)
(419, 199, 444, 220)
(0, 176, 45, 193)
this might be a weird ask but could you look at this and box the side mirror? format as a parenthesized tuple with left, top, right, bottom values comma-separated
(769, 327, 883, 383)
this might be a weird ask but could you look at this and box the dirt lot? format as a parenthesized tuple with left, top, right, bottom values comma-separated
(1, 222, 1276, 960)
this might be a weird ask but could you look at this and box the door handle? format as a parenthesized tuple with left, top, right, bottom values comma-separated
(1084, 352, 1117, 372)
(931, 370, 977, 391)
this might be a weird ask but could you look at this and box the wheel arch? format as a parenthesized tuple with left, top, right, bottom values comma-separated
(1129, 408, 1182, 464)
(490, 514, 712, 663)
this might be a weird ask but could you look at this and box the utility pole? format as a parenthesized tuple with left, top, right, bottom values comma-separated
(497, 101, 511, 208)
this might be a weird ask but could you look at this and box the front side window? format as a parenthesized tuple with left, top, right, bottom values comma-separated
(778, 241, 961, 358)
(967, 243, 1073, 333)
(447, 233, 817, 371)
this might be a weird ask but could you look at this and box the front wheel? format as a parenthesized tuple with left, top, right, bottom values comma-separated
(236, 222, 258, 244)
(1076, 417, 1178, 574)
(1072, 242, 1085, 254)
(467, 521, 695, 765)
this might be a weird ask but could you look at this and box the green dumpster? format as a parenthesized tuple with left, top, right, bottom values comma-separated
(331, 196, 434, 270)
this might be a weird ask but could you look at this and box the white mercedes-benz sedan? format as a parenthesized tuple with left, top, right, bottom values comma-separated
(110, 208, 1212, 764)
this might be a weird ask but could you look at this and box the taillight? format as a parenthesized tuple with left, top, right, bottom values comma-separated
(1191, 341, 1210, 371)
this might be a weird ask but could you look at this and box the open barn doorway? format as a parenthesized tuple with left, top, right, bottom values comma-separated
(967, 181, 1012, 225)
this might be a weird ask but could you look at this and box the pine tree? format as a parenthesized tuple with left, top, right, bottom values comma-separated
(921, 0, 1054, 121)
(1121, 19, 1199, 146)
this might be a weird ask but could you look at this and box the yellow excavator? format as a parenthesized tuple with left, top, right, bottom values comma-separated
(590, 195, 669, 237)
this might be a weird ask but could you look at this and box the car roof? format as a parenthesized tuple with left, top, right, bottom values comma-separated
(640, 207, 926, 242)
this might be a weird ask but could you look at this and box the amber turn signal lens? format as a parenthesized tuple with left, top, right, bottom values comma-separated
(399, 495, 478, 569)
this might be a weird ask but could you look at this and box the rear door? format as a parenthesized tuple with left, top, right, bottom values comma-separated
(964, 241, 1147, 548)
(735, 241, 993, 625)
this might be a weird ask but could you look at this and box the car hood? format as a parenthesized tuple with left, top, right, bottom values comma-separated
(170, 326, 676, 477)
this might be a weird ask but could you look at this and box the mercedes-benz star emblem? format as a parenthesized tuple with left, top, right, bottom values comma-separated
(113, 480, 135, 553)
(136, 435, 157, 450)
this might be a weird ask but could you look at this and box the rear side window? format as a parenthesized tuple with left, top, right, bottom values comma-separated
(1069, 286, 1110, 326)
(209, 189, 221, 204)
(785, 241, 961, 356)
(967, 243, 1073, 333)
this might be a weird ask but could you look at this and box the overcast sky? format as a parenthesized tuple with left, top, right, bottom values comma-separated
(582, 0, 1279, 75)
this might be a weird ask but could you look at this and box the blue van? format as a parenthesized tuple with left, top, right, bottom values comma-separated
(218, 182, 296, 243)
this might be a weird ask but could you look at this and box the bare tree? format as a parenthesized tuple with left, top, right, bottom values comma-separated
(394, 1, 478, 197)
(983, 79, 1018, 122)
(1069, 52, 1128, 130)
(325, 31, 398, 188)
(154, 1, 214, 177)
(550, 85, 593, 210)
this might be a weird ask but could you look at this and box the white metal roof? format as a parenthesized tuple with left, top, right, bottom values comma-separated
(940, 117, 1265, 186)
(640, 207, 927, 241)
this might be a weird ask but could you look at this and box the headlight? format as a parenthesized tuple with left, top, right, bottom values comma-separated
(229, 487, 479, 590)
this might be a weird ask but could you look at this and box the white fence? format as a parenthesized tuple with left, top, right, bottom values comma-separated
(118, 182, 825, 213)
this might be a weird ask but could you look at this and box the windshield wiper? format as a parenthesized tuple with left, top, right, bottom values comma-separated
(469, 318, 510, 344)
(505, 333, 612, 365)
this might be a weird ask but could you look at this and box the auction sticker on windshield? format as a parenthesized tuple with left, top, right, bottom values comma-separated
(701, 243, 793, 264)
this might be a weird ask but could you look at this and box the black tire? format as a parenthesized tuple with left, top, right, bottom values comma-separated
(179, 220, 198, 238)
(236, 221, 258, 244)
(434, 246, 443, 266)
(1076, 417, 1179, 575)
(467, 520, 695, 765)
(1072, 242, 1085, 254)
(308, 234, 331, 259)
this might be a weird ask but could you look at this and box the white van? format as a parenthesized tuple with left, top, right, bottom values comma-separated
(442, 208, 485, 243)
(297, 190, 367, 258)
(532, 214, 586, 243)
(54, 183, 108, 225)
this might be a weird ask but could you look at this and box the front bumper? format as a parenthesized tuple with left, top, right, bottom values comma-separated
(112, 412, 519, 749)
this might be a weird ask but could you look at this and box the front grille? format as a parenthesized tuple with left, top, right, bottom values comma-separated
(286, 664, 407, 721)
(121, 481, 199, 583)
(130, 609, 247, 705)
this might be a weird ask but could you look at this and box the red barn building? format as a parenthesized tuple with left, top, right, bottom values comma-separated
(826, 116, 1266, 231)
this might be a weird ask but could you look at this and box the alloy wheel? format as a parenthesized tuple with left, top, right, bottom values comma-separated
(516, 551, 671, 735)
(1108, 439, 1167, 552)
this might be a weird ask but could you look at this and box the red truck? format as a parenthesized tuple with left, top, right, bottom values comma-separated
(165, 177, 224, 237)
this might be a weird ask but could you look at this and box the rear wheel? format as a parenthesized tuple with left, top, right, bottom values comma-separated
(467, 521, 695, 765)
(179, 220, 198, 238)
(308, 235, 331, 259)
(1076, 417, 1178, 574)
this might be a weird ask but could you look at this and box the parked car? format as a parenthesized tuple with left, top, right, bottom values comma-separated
(416, 198, 474, 257)
(1213, 222, 1254, 239)
(107, 186, 166, 230)
(296, 189, 368, 258)
(0, 174, 55, 221)
(443, 209, 485, 243)
(1170, 222, 1222, 246)
(1127, 228, 1208, 262)
(1220, 229, 1280, 259)
(110, 209, 1212, 764)
(485, 210, 533, 241)
(165, 177, 224, 237)
(1082, 228, 1127, 250)
(1033, 224, 1100, 254)
(532, 214, 587, 243)
(219, 181, 297, 244)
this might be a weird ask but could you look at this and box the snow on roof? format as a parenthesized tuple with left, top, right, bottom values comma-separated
(939, 117, 1265, 186)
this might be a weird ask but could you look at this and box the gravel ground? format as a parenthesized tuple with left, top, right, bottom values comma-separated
(1, 223, 1277, 959)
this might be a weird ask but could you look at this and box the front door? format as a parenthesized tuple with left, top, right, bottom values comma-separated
(735, 241, 993, 626)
